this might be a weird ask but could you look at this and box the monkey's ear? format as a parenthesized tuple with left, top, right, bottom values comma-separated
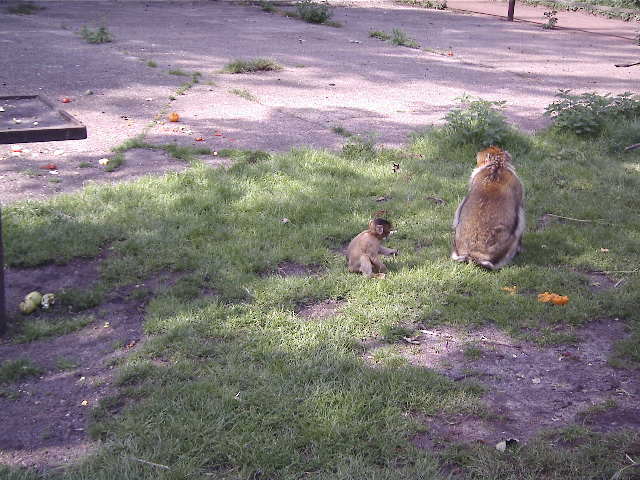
(375, 224, 385, 235)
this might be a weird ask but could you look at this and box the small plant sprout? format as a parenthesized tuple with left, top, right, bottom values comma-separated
(542, 9, 558, 29)
(78, 14, 115, 43)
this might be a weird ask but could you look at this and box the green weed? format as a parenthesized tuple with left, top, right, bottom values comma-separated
(390, 28, 420, 48)
(369, 30, 392, 41)
(442, 94, 516, 147)
(369, 28, 419, 48)
(296, 0, 334, 23)
(542, 9, 559, 28)
(544, 89, 640, 135)
(230, 88, 257, 101)
(77, 15, 114, 44)
(221, 58, 284, 74)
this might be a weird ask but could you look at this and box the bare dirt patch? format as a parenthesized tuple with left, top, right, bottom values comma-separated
(403, 320, 639, 448)
(0, 257, 146, 469)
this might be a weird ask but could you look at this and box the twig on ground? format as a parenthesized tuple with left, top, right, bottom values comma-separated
(546, 213, 609, 224)
(615, 61, 640, 67)
(130, 457, 171, 470)
(624, 142, 640, 151)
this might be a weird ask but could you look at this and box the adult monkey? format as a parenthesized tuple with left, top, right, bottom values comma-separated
(452, 146, 525, 270)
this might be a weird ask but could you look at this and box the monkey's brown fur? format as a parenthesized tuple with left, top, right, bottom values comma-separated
(452, 146, 525, 270)
(346, 218, 398, 278)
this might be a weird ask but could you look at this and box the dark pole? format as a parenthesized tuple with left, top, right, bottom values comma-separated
(0, 207, 6, 336)
(507, 0, 516, 20)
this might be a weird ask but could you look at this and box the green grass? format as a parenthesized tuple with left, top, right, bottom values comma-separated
(2, 101, 640, 478)
(0, 356, 43, 383)
(369, 28, 420, 48)
(221, 58, 284, 74)
(6, 2, 44, 15)
(229, 88, 257, 101)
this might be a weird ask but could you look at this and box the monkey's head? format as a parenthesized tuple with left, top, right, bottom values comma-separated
(476, 146, 512, 167)
(369, 218, 392, 239)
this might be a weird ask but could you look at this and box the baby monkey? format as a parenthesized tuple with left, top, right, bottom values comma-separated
(346, 218, 398, 278)
(452, 146, 525, 270)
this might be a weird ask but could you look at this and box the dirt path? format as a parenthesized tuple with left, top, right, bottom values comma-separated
(1, 0, 638, 204)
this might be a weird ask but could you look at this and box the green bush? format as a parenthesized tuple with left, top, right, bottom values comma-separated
(544, 89, 640, 135)
(443, 94, 514, 147)
(296, 0, 334, 23)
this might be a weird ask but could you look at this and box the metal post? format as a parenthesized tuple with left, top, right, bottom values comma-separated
(507, 0, 516, 21)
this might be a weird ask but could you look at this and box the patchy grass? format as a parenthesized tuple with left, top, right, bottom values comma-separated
(6, 1, 44, 14)
(229, 88, 258, 101)
(2, 98, 640, 478)
(370, 28, 420, 48)
(0, 356, 44, 383)
(221, 58, 284, 74)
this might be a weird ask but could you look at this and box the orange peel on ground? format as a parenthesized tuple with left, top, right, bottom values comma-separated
(501, 285, 518, 295)
(538, 292, 569, 306)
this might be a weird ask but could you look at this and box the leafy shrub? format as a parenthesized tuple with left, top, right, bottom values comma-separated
(78, 16, 114, 43)
(544, 90, 640, 135)
(296, 0, 333, 23)
(443, 94, 513, 147)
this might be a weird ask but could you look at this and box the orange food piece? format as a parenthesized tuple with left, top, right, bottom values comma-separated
(538, 292, 569, 305)
(168, 112, 180, 122)
(551, 295, 569, 305)
(61, 97, 71, 103)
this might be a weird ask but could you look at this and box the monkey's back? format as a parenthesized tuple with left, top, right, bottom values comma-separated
(346, 230, 378, 270)
(453, 164, 524, 269)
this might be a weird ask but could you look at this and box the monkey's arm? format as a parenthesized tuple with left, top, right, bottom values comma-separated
(378, 246, 398, 256)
